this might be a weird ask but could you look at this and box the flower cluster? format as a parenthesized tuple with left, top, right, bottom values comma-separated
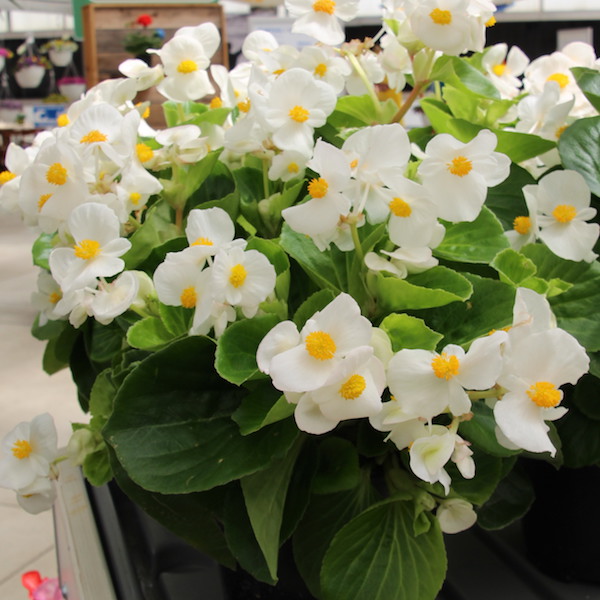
(123, 13, 165, 58)
(1, 1, 599, 598)
(40, 39, 78, 54)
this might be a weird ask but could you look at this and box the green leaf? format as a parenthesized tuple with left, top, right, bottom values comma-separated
(32, 233, 53, 270)
(435, 207, 509, 263)
(232, 383, 295, 435)
(82, 444, 112, 487)
(89, 369, 117, 431)
(573, 374, 600, 420)
(432, 55, 500, 99)
(312, 437, 361, 495)
(521, 244, 600, 351)
(215, 314, 281, 385)
(42, 324, 79, 374)
(293, 289, 338, 329)
(158, 302, 192, 337)
(320, 500, 446, 600)
(241, 439, 303, 581)
(104, 336, 298, 493)
(379, 313, 443, 352)
(477, 461, 534, 530)
(572, 66, 600, 112)
(233, 166, 266, 232)
(126, 316, 176, 350)
(246, 236, 290, 275)
(293, 483, 378, 597)
(333, 95, 399, 127)
(555, 399, 600, 468)
(446, 450, 505, 506)
(180, 149, 222, 199)
(491, 248, 538, 287)
(86, 320, 123, 364)
(374, 266, 473, 312)
(558, 115, 600, 196)
(31, 316, 66, 341)
(459, 401, 520, 457)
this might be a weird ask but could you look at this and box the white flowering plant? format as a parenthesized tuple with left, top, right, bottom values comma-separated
(1, 1, 600, 598)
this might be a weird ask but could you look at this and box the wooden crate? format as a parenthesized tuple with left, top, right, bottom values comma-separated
(81, 3, 228, 127)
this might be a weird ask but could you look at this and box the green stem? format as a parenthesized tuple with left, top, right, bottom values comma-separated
(391, 79, 429, 124)
(467, 387, 505, 401)
(175, 206, 184, 233)
(345, 51, 383, 122)
(177, 102, 187, 124)
(262, 158, 271, 200)
(350, 221, 364, 264)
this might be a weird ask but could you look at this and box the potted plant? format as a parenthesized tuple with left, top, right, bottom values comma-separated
(13, 54, 50, 89)
(57, 76, 86, 102)
(123, 13, 165, 64)
(0, 4, 600, 599)
(41, 38, 78, 67)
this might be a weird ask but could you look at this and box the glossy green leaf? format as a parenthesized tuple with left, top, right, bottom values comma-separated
(180, 149, 222, 199)
(573, 374, 600, 420)
(312, 437, 361, 495)
(432, 55, 500, 99)
(126, 316, 176, 350)
(82, 444, 112, 487)
(32, 233, 53, 270)
(158, 302, 192, 337)
(435, 207, 509, 263)
(490, 248, 538, 287)
(555, 400, 600, 468)
(572, 66, 600, 113)
(31, 316, 66, 341)
(333, 95, 398, 126)
(380, 313, 443, 352)
(446, 450, 505, 506)
(321, 500, 446, 600)
(89, 369, 117, 431)
(232, 383, 295, 435)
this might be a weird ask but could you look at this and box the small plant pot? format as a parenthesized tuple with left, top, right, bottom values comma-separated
(15, 65, 46, 88)
(49, 49, 73, 67)
(58, 82, 86, 102)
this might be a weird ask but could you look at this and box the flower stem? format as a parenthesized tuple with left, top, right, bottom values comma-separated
(350, 221, 364, 264)
(345, 51, 383, 122)
(467, 386, 506, 401)
(391, 79, 429, 124)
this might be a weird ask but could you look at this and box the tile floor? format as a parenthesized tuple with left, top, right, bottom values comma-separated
(0, 211, 85, 599)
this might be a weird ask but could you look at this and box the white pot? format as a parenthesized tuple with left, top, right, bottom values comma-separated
(49, 48, 73, 67)
(14, 65, 46, 88)
(58, 82, 86, 102)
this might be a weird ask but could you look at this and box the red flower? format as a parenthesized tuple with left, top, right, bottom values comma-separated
(136, 13, 153, 27)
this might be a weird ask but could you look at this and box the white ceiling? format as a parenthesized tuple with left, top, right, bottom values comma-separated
(0, 0, 72, 13)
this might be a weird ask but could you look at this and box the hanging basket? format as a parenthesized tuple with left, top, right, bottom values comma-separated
(14, 64, 46, 88)
(58, 78, 86, 101)
(49, 48, 73, 67)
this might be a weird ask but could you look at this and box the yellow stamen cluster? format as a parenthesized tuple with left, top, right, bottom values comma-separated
(447, 156, 473, 177)
(527, 381, 561, 408)
(547, 73, 569, 89)
(314, 63, 328, 77)
(287, 162, 299, 174)
(136, 143, 154, 163)
(389, 197, 412, 218)
(308, 177, 329, 198)
(38, 193, 52, 212)
(552, 204, 577, 223)
(49, 292, 62, 304)
(339, 374, 366, 400)
(12, 439, 33, 459)
(555, 125, 567, 139)
(431, 352, 460, 380)
(513, 216, 532, 235)
(130, 192, 142, 206)
(46, 163, 68, 186)
(57, 113, 69, 127)
(492, 63, 507, 77)
(289, 105, 310, 123)
(180, 286, 197, 308)
(178, 60, 198, 73)
(192, 237, 213, 246)
(485, 16, 496, 27)
(430, 8, 452, 25)
(313, 0, 336, 14)
(237, 99, 251, 113)
(80, 129, 108, 144)
(210, 96, 223, 109)
(305, 331, 336, 361)
(0, 170, 16, 185)
(74, 239, 101, 260)
(229, 264, 247, 288)
(135, 102, 151, 119)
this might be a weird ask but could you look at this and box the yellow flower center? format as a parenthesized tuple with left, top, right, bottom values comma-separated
(289, 105, 310, 123)
(527, 381, 561, 408)
(0, 170, 16, 185)
(135, 101, 151, 119)
(547, 73, 569, 89)
(552, 204, 577, 223)
(305, 330, 336, 360)
(273, 68, 286, 76)
(229, 264, 247, 288)
(339, 374, 366, 400)
(46, 163, 68, 186)
(74, 239, 101, 260)
(492, 63, 507, 77)
(38, 193, 52, 211)
(210, 96, 223, 109)
(555, 125, 567, 139)
(180, 286, 197, 308)
(485, 16, 496, 27)
(129, 192, 142, 206)
(12, 439, 33, 460)
(350, 158, 359, 169)
(430, 8, 452, 25)
(513, 216, 531, 235)
(314, 63, 328, 77)
(136, 143, 154, 163)
(308, 177, 329, 198)
(389, 197, 412, 218)
(431, 352, 460, 380)
(313, 0, 336, 14)
(287, 162, 299, 174)
(49, 291, 61, 304)
(177, 59, 198, 74)
(237, 99, 251, 113)
(447, 156, 473, 177)
(191, 236, 213, 246)
(80, 129, 108, 144)
(57, 113, 69, 127)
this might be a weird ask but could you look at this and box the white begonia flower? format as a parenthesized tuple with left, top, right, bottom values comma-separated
(418, 129, 511, 223)
(261, 68, 337, 156)
(285, 0, 360, 46)
(437, 498, 477, 534)
(0, 143, 35, 216)
(242, 30, 279, 64)
(268, 150, 308, 182)
(90, 271, 140, 325)
(155, 125, 209, 165)
(294, 45, 352, 94)
(344, 50, 385, 97)
(0, 413, 58, 491)
(409, 425, 456, 493)
(49, 203, 131, 294)
(387, 331, 507, 421)
(380, 33, 412, 93)
(505, 188, 538, 253)
(210, 246, 276, 318)
(495, 328, 589, 456)
(508, 287, 556, 348)
(259, 44, 301, 78)
(341, 124, 412, 222)
(16, 476, 57, 515)
(482, 43, 529, 99)
(31, 270, 63, 326)
(282, 139, 352, 238)
(119, 58, 164, 91)
(365, 246, 440, 279)
(116, 161, 163, 215)
(257, 292, 373, 394)
(525, 170, 599, 263)
(54, 285, 98, 328)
